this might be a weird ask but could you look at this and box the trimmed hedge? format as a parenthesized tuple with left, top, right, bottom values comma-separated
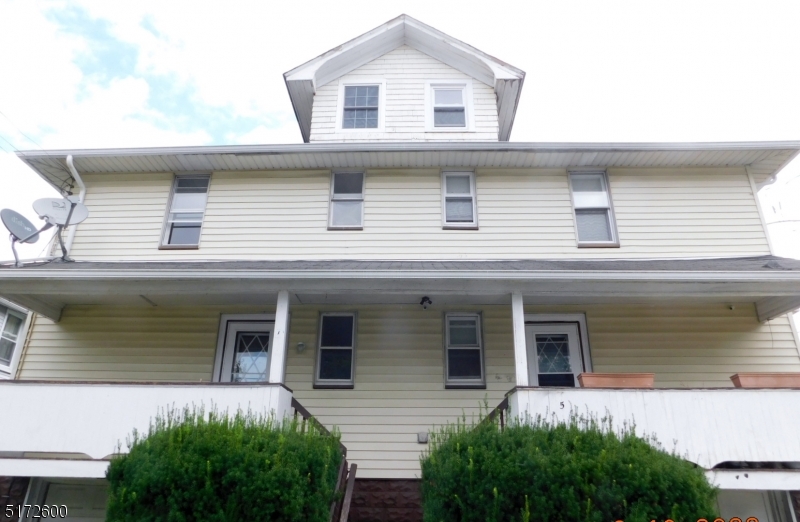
(420, 412, 718, 522)
(106, 407, 342, 522)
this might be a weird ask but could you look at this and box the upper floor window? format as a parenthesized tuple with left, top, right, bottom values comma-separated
(0, 301, 27, 378)
(315, 313, 356, 388)
(336, 81, 385, 131)
(425, 81, 474, 132)
(442, 171, 478, 228)
(444, 313, 485, 388)
(569, 171, 619, 247)
(162, 175, 210, 248)
(329, 172, 364, 229)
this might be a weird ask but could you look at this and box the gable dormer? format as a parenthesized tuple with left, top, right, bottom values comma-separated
(284, 15, 525, 143)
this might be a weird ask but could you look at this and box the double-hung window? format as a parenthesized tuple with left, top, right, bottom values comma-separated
(444, 313, 484, 388)
(329, 172, 364, 229)
(162, 175, 210, 247)
(0, 302, 27, 378)
(315, 313, 356, 388)
(442, 172, 478, 228)
(426, 81, 473, 132)
(342, 85, 380, 129)
(569, 171, 619, 246)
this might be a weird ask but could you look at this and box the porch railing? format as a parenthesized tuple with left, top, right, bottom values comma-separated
(291, 398, 356, 522)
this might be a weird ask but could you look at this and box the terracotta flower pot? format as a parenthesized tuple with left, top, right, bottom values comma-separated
(730, 373, 800, 388)
(577, 372, 655, 389)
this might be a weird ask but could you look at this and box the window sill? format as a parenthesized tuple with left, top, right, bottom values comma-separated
(443, 224, 479, 230)
(158, 244, 200, 250)
(445, 383, 486, 390)
(313, 383, 355, 390)
(327, 226, 363, 231)
(576, 242, 621, 248)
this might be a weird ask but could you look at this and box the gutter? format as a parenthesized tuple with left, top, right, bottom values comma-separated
(63, 155, 85, 256)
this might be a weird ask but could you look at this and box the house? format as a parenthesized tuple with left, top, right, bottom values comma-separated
(2, 14, 800, 522)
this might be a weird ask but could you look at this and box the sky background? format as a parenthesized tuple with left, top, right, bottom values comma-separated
(0, 0, 798, 267)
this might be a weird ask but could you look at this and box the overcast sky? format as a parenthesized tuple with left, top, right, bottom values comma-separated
(0, 0, 798, 263)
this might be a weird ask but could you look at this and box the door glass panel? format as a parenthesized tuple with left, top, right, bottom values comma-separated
(535, 334, 572, 373)
(232, 331, 270, 382)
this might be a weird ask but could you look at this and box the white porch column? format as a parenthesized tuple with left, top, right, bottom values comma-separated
(269, 290, 290, 384)
(511, 292, 529, 387)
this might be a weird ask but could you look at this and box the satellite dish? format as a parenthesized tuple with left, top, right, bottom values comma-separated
(1, 209, 40, 244)
(33, 197, 89, 226)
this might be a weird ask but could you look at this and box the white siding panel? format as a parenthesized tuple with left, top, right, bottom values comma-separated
(310, 45, 498, 142)
(69, 167, 769, 260)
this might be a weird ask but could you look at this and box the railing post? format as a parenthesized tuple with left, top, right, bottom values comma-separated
(512, 292, 529, 387)
(269, 290, 290, 384)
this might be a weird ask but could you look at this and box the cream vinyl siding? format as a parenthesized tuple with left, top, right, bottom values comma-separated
(309, 45, 499, 142)
(526, 303, 800, 388)
(69, 167, 769, 260)
(17, 302, 800, 478)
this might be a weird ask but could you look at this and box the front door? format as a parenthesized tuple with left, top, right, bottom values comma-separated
(219, 322, 274, 382)
(525, 323, 585, 387)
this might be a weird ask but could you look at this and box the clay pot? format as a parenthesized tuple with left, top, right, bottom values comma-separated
(577, 372, 655, 389)
(730, 373, 800, 388)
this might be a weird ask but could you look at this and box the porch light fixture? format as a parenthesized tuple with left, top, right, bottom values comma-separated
(420, 296, 432, 310)
(296, 341, 306, 353)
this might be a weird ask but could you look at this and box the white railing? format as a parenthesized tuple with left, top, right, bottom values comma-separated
(0, 381, 292, 476)
(507, 387, 800, 482)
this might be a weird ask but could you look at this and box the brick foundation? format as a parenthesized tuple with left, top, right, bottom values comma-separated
(0, 477, 30, 522)
(348, 479, 422, 522)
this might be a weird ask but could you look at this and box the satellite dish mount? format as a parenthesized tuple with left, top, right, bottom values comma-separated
(2, 196, 90, 267)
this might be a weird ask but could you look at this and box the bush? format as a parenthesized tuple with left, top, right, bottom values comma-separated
(106, 407, 342, 522)
(420, 412, 718, 522)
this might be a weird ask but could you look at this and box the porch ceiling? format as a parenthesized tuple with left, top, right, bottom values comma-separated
(1, 256, 799, 322)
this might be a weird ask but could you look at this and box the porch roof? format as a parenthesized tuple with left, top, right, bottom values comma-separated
(1, 256, 799, 323)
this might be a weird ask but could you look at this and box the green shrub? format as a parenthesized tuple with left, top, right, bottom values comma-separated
(420, 411, 718, 522)
(106, 407, 342, 522)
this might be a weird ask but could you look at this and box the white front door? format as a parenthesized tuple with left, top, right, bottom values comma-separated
(525, 323, 585, 387)
(219, 322, 274, 382)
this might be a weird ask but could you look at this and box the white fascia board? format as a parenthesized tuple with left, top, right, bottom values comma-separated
(708, 470, 800, 490)
(2, 268, 800, 283)
(0, 458, 108, 479)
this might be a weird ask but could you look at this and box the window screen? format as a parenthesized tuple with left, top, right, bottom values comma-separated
(163, 176, 210, 246)
(570, 172, 617, 244)
(330, 172, 364, 228)
(316, 314, 356, 385)
(433, 87, 466, 127)
(342, 86, 379, 129)
(445, 314, 484, 386)
(442, 173, 477, 227)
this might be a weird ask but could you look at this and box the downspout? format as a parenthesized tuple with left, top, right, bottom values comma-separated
(64, 154, 85, 256)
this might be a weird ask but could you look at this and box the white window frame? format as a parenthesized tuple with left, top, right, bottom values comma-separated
(160, 173, 211, 249)
(328, 171, 365, 230)
(441, 171, 478, 229)
(524, 313, 593, 387)
(568, 170, 620, 248)
(335, 79, 387, 132)
(425, 80, 475, 132)
(314, 312, 357, 388)
(213, 314, 276, 383)
(444, 312, 485, 389)
(0, 298, 30, 380)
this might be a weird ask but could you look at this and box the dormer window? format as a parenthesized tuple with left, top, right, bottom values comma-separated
(336, 80, 386, 131)
(425, 81, 474, 132)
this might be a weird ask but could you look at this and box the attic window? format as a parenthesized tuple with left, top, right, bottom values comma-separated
(342, 85, 379, 129)
(425, 81, 474, 132)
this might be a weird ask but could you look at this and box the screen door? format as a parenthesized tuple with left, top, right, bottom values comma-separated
(219, 322, 273, 382)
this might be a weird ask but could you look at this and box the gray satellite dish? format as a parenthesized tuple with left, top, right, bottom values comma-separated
(1, 209, 40, 243)
(33, 197, 89, 226)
